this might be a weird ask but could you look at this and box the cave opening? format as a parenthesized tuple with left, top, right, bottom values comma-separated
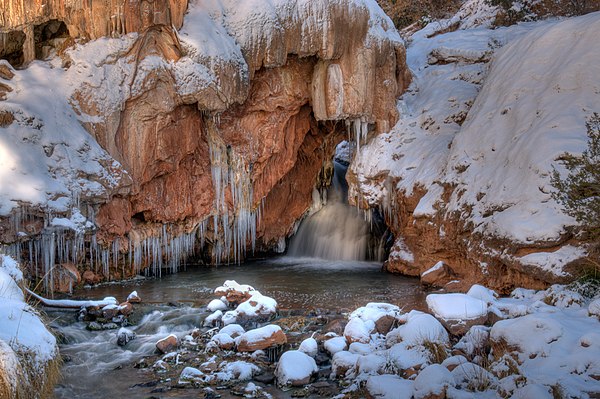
(0, 30, 26, 68)
(287, 140, 392, 262)
(34, 19, 71, 61)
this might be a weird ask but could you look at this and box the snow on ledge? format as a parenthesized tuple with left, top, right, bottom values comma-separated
(516, 245, 587, 277)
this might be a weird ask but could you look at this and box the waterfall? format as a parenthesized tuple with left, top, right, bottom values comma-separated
(288, 160, 373, 261)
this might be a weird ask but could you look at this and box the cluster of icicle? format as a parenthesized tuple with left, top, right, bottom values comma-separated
(207, 120, 262, 265)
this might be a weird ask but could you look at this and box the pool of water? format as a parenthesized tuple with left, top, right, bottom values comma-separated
(51, 257, 426, 398)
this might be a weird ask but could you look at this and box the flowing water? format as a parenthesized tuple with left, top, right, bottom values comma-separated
(288, 161, 384, 261)
(51, 257, 425, 398)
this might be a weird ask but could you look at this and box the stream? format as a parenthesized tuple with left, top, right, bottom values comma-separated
(51, 257, 425, 398)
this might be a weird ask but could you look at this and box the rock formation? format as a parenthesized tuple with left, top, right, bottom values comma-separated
(0, 0, 409, 289)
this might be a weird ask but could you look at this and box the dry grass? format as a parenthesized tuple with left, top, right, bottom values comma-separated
(422, 339, 449, 364)
(377, 0, 462, 28)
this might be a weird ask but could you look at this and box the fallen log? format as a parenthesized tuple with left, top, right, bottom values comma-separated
(25, 287, 117, 309)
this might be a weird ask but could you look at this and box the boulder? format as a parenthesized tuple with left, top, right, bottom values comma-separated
(275, 350, 318, 387)
(127, 291, 141, 303)
(236, 325, 287, 352)
(156, 334, 178, 354)
(82, 270, 102, 285)
(426, 294, 488, 336)
(118, 302, 133, 316)
(117, 328, 136, 346)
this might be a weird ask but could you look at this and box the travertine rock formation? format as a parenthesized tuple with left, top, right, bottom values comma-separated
(0, 0, 409, 287)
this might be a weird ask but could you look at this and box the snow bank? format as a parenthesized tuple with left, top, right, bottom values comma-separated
(366, 374, 413, 399)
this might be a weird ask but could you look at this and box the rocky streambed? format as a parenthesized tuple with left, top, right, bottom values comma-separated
(48, 258, 600, 399)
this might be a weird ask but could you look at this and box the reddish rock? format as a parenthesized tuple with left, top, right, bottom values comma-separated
(102, 305, 119, 319)
(118, 302, 133, 316)
(82, 270, 102, 285)
(237, 326, 287, 352)
(54, 263, 81, 293)
(374, 315, 398, 335)
(156, 334, 178, 354)
(420, 262, 455, 288)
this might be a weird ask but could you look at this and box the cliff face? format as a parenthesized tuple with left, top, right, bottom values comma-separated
(348, 5, 599, 293)
(0, 0, 409, 287)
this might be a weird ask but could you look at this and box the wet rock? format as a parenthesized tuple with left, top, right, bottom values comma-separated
(117, 327, 136, 346)
(237, 325, 287, 352)
(118, 301, 133, 316)
(127, 291, 141, 303)
(156, 334, 178, 354)
(275, 350, 318, 387)
(254, 371, 275, 384)
(102, 304, 120, 319)
(87, 321, 118, 331)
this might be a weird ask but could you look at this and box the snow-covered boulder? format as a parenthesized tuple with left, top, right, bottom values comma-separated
(216, 361, 260, 381)
(179, 366, 205, 383)
(235, 291, 277, 319)
(298, 336, 318, 357)
(203, 310, 223, 327)
(236, 325, 286, 352)
(211, 333, 235, 350)
(207, 298, 228, 312)
(453, 325, 490, 357)
(331, 351, 360, 378)
(413, 364, 454, 399)
(386, 310, 449, 347)
(365, 374, 414, 399)
(349, 302, 401, 334)
(219, 324, 245, 338)
(324, 336, 348, 356)
(451, 362, 496, 391)
(344, 317, 375, 344)
(215, 280, 255, 304)
(275, 350, 317, 387)
(426, 293, 489, 335)
(543, 285, 584, 309)
(467, 285, 498, 304)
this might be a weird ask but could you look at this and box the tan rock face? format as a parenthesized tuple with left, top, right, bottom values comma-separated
(0, 0, 188, 39)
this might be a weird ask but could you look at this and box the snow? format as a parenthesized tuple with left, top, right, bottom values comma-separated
(215, 280, 255, 296)
(351, 8, 598, 275)
(219, 323, 245, 338)
(466, 284, 498, 304)
(179, 366, 205, 383)
(217, 361, 260, 381)
(421, 261, 444, 278)
(427, 293, 488, 320)
(324, 336, 348, 356)
(298, 336, 318, 357)
(207, 298, 228, 312)
(365, 374, 413, 399)
(236, 324, 282, 345)
(413, 364, 454, 399)
(386, 310, 449, 346)
(0, 257, 57, 368)
(344, 317, 375, 344)
(204, 310, 223, 326)
(275, 350, 317, 386)
(589, 299, 600, 317)
(516, 245, 588, 277)
(235, 291, 277, 316)
(211, 332, 235, 348)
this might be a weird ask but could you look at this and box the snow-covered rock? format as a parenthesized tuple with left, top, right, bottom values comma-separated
(203, 310, 223, 327)
(298, 336, 318, 358)
(116, 327, 136, 347)
(589, 298, 600, 318)
(365, 374, 414, 399)
(219, 324, 245, 338)
(207, 298, 228, 312)
(236, 324, 286, 352)
(324, 336, 348, 356)
(413, 364, 454, 399)
(344, 317, 375, 344)
(211, 333, 235, 350)
(331, 351, 360, 378)
(179, 366, 205, 383)
(275, 350, 318, 387)
(386, 310, 449, 346)
(426, 293, 489, 335)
